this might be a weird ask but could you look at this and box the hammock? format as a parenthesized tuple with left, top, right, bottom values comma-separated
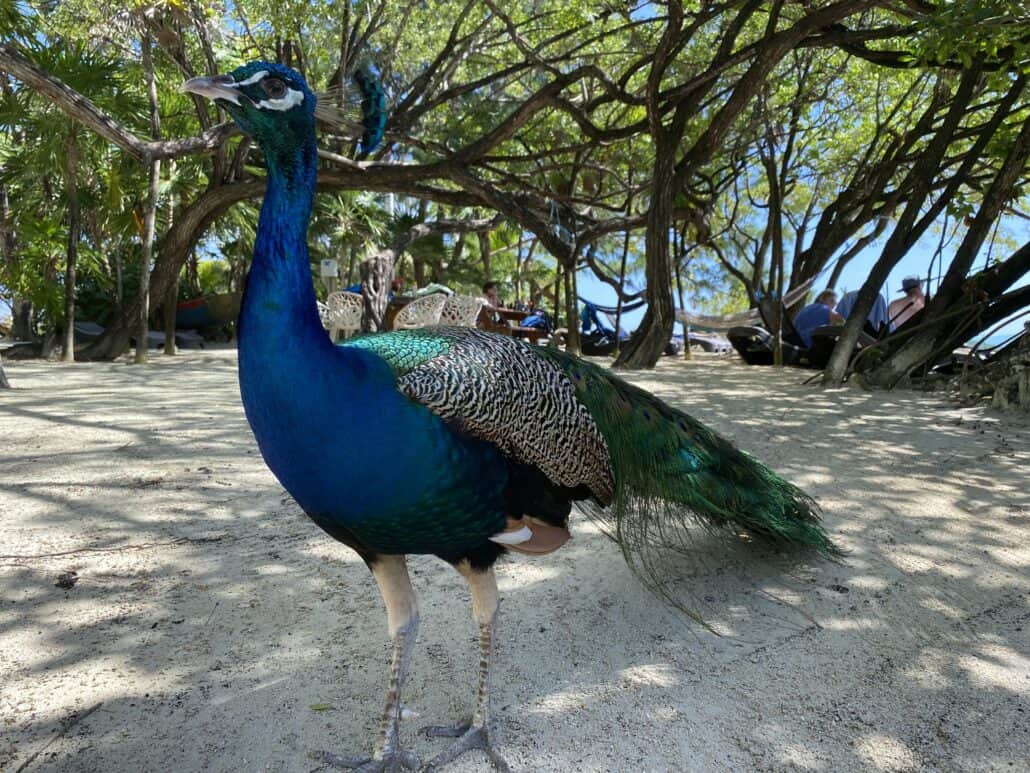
(576, 298, 647, 316)
(675, 277, 817, 331)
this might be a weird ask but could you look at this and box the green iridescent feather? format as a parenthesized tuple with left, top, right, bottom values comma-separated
(532, 347, 840, 567)
(343, 329, 451, 374)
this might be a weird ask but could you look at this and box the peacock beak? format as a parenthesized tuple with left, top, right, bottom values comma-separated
(182, 74, 241, 105)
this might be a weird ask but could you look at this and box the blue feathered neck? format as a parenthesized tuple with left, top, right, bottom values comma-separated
(239, 129, 322, 347)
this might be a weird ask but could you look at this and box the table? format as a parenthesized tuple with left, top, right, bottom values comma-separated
(480, 307, 548, 343)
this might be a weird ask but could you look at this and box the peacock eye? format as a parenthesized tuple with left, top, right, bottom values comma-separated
(262, 78, 288, 99)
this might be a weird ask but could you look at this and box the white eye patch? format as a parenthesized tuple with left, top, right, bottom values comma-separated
(237, 70, 269, 86)
(257, 88, 305, 111)
(228, 69, 304, 111)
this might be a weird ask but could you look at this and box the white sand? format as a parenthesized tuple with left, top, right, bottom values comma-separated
(1, 350, 1027, 772)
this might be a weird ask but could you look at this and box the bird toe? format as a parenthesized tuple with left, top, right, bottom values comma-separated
(421, 723, 509, 772)
(309, 748, 420, 772)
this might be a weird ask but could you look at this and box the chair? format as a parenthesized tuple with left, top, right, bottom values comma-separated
(324, 291, 364, 341)
(392, 293, 447, 330)
(439, 295, 484, 327)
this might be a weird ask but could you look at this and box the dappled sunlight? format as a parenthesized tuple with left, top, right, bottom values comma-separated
(2, 351, 1028, 770)
(959, 644, 1030, 693)
(854, 733, 921, 770)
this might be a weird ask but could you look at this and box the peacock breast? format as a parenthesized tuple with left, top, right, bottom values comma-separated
(237, 339, 509, 556)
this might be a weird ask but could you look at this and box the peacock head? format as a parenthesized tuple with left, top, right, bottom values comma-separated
(183, 62, 316, 157)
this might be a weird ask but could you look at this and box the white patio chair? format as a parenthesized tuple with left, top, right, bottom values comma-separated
(392, 293, 447, 330)
(324, 291, 364, 341)
(439, 295, 485, 327)
(317, 301, 332, 328)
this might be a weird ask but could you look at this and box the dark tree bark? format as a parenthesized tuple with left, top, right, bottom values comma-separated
(61, 133, 80, 362)
(163, 160, 177, 356)
(360, 254, 391, 331)
(614, 141, 677, 368)
(562, 249, 580, 356)
(613, 0, 690, 369)
(478, 229, 492, 279)
(823, 66, 982, 385)
(135, 31, 161, 365)
(11, 300, 33, 341)
(864, 114, 1030, 386)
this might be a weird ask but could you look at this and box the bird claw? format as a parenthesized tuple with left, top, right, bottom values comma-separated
(421, 717, 472, 739)
(421, 722, 510, 772)
(309, 748, 420, 772)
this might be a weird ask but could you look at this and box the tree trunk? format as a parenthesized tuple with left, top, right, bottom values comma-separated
(563, 254, 580, 356)
(478, 229, 492, 279)
(346, 243, 357, 286)
(39, 259, 58, 357)
(135, 31, 161, 365)
(764, 150, 786, 367)
(77, 179, 264, 360)
(863, 114, 1030, 386)
(673, 230, 690, 361)
(612, 225, 632, 359)
(188, 250, 200, 295)
(0, 363, 9, 388)
(114, 250, 123, 305)
(12, 299, 33, 340)
(614, 145, 676, 369)
(61, 132, 80, 362)
(554, 262, 564, 328)
(823, 67, 982, 385)
(360, 253, 392, 331)
(163, 159, 177, 355)
(413, 255, 425, 287)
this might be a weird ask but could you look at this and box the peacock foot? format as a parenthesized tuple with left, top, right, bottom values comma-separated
(309, 748, 420, 772)
(421, 721, 510, 772)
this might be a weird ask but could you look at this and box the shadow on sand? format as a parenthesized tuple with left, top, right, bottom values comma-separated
(1, 352, 1027, 771)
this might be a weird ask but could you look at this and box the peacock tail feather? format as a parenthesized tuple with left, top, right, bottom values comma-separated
(353, 66, 387, 155)
(531, 347, 840, 567)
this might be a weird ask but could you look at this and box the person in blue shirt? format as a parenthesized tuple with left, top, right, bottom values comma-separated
(836, 290, 891, 336)
(793, 290, 845, 348)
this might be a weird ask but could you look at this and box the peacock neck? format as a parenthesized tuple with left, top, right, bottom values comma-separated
(239, 133, 325, 353)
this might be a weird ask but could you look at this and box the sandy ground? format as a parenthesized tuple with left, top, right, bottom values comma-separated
(1, 349, 1028, 773)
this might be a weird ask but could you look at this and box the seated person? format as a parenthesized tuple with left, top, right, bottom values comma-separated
(482, 281, 504, 309)
(479, 281, 511, 330)
(888, 276, 925, 329)
(521, 298, 553, 333)
(836, 289, 891, 337)
(793, 289, 844, 348)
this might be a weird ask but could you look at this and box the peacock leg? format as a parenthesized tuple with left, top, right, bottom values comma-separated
(313, 554, 420, 772)
(422, 564, 510, 772)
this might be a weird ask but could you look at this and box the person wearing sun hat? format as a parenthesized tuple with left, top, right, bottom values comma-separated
(888, 276, 925, 328)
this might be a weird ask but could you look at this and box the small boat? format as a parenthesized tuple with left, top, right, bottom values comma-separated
(175, 293, 242, 329)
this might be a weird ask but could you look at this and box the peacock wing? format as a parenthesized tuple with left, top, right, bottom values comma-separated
(343, 328, 614, 502)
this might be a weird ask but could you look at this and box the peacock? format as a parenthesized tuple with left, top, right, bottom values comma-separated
(183, 63, 837, 773)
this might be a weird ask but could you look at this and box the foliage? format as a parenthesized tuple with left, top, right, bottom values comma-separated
(0, 0, 1025, 372)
